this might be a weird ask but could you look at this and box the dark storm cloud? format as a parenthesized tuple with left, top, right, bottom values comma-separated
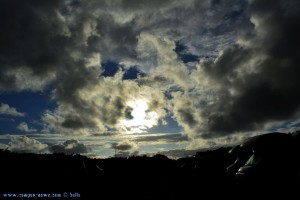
(76, 0, 246, 64)
(124, 107, 134, 120)
(49, 139, 90, 154)
(93, 17, 138, 61)
(111, 140, 139, 157)
(0, 0, 114, 134)
(0, 0, 67, 91)
(4, 0, 296, 142)
(192, 0, 300, 137)
(0, 0, 246, 137)
(111, 140, 137, 151)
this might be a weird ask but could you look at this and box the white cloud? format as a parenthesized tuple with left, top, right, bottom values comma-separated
(17, 122, 37, 133)
(137, 33, 191, 89)
(42, 71, 168, 135)
(0, 103, 25, 117)
(6, 136, 48, 153)
(0, 135, 92, 155)
(0, 143, 8, 150)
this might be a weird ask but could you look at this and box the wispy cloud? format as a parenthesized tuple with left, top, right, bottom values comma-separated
(0, 103, 25, 117)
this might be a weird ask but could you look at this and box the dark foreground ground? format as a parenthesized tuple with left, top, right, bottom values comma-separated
(0, 146, 299, 200)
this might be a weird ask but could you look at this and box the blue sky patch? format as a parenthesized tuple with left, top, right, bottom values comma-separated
(0, 90, 56, 134)
(175, 41, 199, 63)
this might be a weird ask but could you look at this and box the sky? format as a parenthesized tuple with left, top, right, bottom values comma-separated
(0, 0, 300, 158)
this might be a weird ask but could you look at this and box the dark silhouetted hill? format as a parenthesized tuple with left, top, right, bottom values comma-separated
(0, 132, 299, 199)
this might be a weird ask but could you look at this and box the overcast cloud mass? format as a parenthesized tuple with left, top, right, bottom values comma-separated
(0, 0, 300, 156)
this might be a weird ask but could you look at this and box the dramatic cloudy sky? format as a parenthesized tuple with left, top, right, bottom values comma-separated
(0, 0, 299, 158)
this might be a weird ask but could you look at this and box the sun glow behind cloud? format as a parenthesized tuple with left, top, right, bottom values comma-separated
(120, 99, 159, 133)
